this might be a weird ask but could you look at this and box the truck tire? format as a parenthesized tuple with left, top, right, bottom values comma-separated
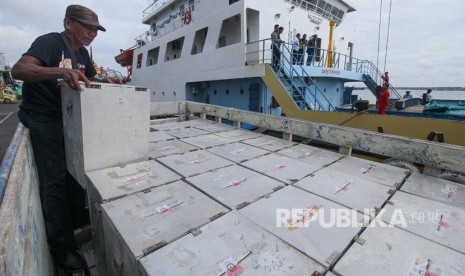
(439, 170, 465, 184)
(383, 158, 419, 173)
(4, 99, 11, 104)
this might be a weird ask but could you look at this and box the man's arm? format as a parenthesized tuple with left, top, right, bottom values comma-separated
(12, 55, 91, 91)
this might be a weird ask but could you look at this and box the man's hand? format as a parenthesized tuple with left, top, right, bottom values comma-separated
(62, 68, 91, 92)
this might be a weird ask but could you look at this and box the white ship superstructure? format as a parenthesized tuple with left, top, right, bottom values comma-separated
(130, 0, 367, 114)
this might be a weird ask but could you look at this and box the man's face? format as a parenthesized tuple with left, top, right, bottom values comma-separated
(67, 18, 98, 46)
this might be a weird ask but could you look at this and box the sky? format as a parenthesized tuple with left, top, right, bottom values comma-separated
(0, 0, 464, 87)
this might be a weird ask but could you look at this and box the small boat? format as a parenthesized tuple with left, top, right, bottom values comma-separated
(114, 46, 138, 67)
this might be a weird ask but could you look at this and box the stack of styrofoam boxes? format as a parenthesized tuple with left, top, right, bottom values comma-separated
(62, 82, 151, 274)
(85, 160, 182, 275)
(62, 82, 151, 189)
(99, 180, 229, 275)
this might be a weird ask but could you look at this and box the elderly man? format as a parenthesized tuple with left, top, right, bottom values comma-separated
(11, 5, 106, 273)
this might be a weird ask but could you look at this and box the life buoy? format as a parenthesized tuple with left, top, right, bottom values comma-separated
(182, 9, 192, 25)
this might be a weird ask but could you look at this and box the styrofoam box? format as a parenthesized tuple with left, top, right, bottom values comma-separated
(276, 144, 343, 171)
(101, 180, 229, 276)
(401, 172, 465, 208)
(240, 186, 367, 267)
(241, 153, 317, 184)
(334, 219, 465, 276)
(61, 82, 150, 188)
(85, 160, 181, 275)
(295, 167, 393, 214)
(139, 211, 326, 275)
(327, 156, 409, 188)
(186, 164, 284, 209)
(380, 191, 465, 254)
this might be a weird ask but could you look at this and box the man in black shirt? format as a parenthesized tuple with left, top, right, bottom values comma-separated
(271, 25, 284, 70)
(11, 4, 106, 273)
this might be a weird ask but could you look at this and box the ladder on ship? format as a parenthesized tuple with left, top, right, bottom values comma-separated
(361, 61, 401, 100)
(270, 41, 335, 112)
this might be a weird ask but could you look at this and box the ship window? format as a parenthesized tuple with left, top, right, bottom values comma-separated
(136, 53, 143, 69)
(165, 37, 185, 62)
(316, 0, 325, 15)
(217, 14, 241, 48)
(324, 3, 332, 17)
(146, 47, 160, 66)
(229, 0, 240, 5)
(189, 0, 195, 10)
(191, 27, 208, 55)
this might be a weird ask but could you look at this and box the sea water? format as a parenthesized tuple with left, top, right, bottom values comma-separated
(351, 89, 465, 104)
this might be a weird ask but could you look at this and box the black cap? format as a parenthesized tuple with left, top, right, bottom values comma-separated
(65, 5, 106, 32)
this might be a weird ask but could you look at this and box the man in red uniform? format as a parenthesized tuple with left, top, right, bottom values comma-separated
(378, 84, 390, 115)
(382, 72, 389, 86)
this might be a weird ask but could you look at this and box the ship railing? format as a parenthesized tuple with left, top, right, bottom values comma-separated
(246, 38, 364, 72)
(143, 0, 170, 19)
(245, 38, 334, 111)
(278, 41, 336, 111)
(245, 38, 401, 100)
(138, 0, 200, 45)
(354, 60, 402, 99)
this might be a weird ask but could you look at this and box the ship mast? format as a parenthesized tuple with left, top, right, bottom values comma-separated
(326, 20, 335, 67)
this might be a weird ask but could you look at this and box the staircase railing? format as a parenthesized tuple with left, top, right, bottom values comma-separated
(274, 42, 335, 111)
(245, 38, 400, 104)
(246, 38, 334, 111)
(354, 60, 401, 99)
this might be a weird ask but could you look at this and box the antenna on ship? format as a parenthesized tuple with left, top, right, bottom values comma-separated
(376, 0, 383, 70)
(383, 0, 393, 72)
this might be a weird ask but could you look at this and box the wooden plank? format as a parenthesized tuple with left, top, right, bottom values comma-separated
(0, 130, 53, 276)
(185, 102, 465, 173)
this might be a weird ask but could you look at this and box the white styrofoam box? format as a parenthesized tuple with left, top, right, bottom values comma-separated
(149, 140, 198, 159)
(241, 153, 316, 184)
(85, 160, 181, 273)
(191, 122, 235, 133)
(165, 127, 209, 138)
(241, 135, 297, 152)
(334, 219, 465, 276)
(61, 82, 150, 188)
(149, 131, 174, 142)
(101, 180, 229, 276)
(295, 167, 393, 214)
(86, 160, 182, 202)
(327, 156, 410, 188)
(380, 191, 465, 254)
(276, 144, 343, 172)
(213, 129, 262, 142)
(151, 119, 214, 131)
(180, 133, 235, 149)
(157, 150, 234, 177)
(240, 186, 367, 267)
(401, 172, 465, 208)
(206, 142, 270, 163)
(139, 211, 325, 276)
(186, 165, 284, 209)
(149, 121, 184, 131)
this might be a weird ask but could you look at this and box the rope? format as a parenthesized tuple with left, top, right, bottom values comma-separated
(376, 0, 383, 70)
(383, 0, 393, 73)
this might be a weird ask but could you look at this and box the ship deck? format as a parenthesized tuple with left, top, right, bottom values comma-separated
(81, 111, 465, 276)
